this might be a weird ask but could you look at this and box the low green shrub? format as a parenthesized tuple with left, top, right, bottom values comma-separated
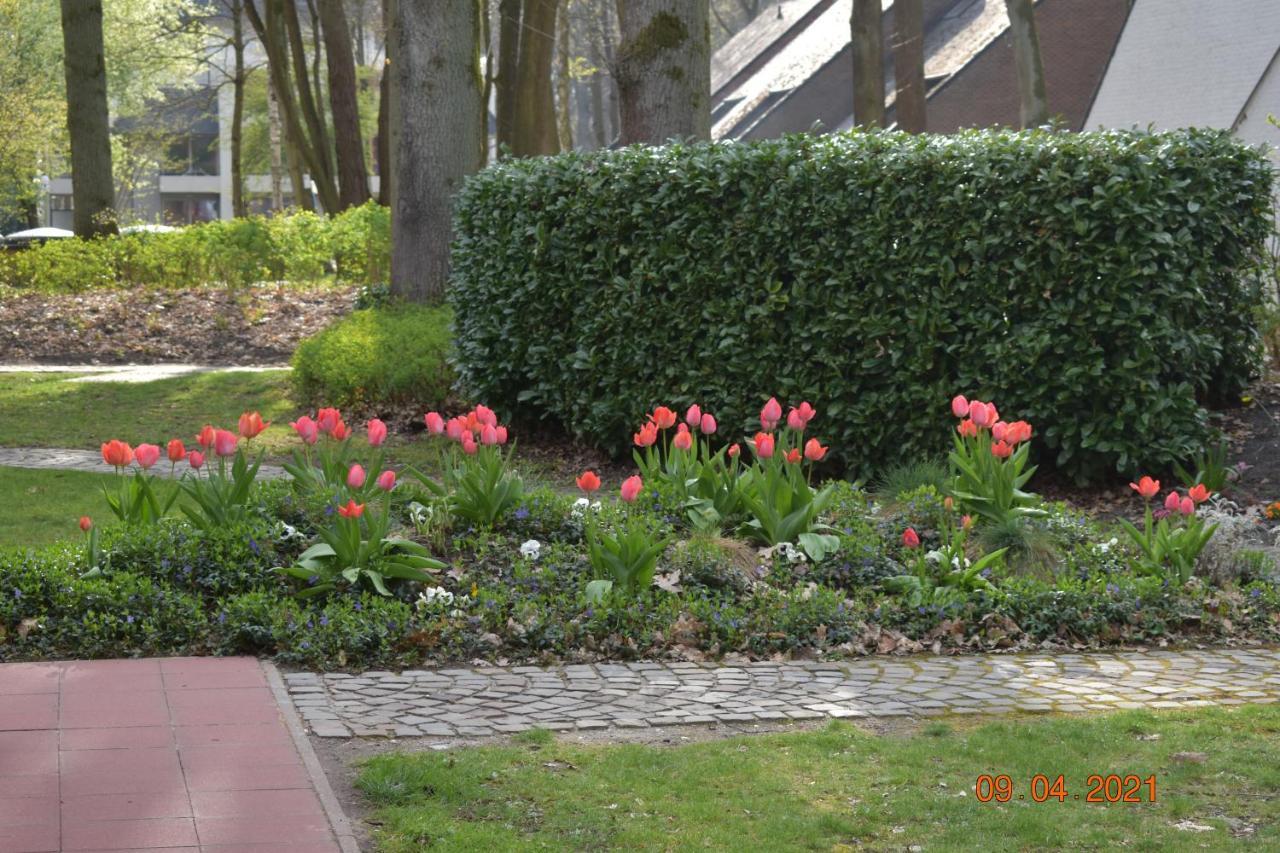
(291, 304, 455, 410)
(451, 128, 1273, 482)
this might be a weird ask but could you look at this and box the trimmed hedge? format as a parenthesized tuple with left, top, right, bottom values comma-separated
(291, 304, 454, 410)
(0, 201, 389, 291)
(451, 129, 1274, 481)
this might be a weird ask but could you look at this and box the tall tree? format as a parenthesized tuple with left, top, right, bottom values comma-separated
(511, 0, 560, 156)
(318, 0, 372, 208)
(229, 0, 248, 216)
(391, 0, 484, 301)
(891, 0, 924, 132)
(59, 0, 117, 236)
(377, 0, 394, 205)
(850, 0, 884, 128)
(614, 0, 711, 145)
(495, 0, 521, 151)
(1004, 0, 1047, 127)
(555, 3, 572, 150)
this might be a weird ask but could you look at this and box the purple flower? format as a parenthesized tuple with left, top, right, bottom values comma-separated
(514, 507, 530, 520)
(1106, 583, 1119, 595)
(217, 612, 227, 624)
(353, 602, 363, 611)
(319, 616, 329, 626)
(125, 615, 135, 624)
(248, 538, 260, 555)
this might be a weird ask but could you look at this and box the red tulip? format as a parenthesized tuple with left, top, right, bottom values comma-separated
(951, 395, 969, 418)
(480, 424, 499, 445)
(290, 416, 319, 445)
(79, 516, 92, 532)
(213, 429, 238, 457)
(238, 411, 269, 440)
(1188, 483, 1211, 504)
(496, 426, 509, 445)
(1129, 476, 1160, 500)
(803, 438, 827, 461)
(620, 475, 643, 503)
(330, 420, 351, 441)
(101, 439, 134, 468)
(576, 470, 601, 493)
(902, 527, 920, 549)
(785, 447, 802, 464)
(673, 424, 693, 451)
(347, 464, 366, 489)
(753, 432, 775, 459)
(651, 406, 677, 429)
(1164, 492, 1181, 513)
(1007, 421, 1033, 445)
(727, 443, 740, 458)
(337, 499, 365, 519)
(167, 439, 186, 463)
(990, 440, 1012, 459)
(134, 443, 161, 470)
(316, 407, 342, 434)
(786, 408, 807, 431)
(760, 397, 782, 431)
(957, 419, 978, 438)
(195, 425, 216, 449)
(634, 421, 659, 448)
(1179, 497, 1195, 516)
(376, 470, 397, 492)
(424, 412, 445, 434)
(685, 404, 702, 429)
(367, 419, 387, 447)
(188, 451, 205, 470)
(700, 413, 717, 435)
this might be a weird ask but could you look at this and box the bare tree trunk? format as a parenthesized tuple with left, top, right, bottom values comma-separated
(319, 0, 372, 208)
(601, 0, 620, 141)
(392, 0, 484, 302)
(283, 0, 338, 208)
(59, 0, 117, 237)
(614, 0, 711, 145)
(556, 5, 573, 150)
(268, 79, 285, 210)
(891, 0, 924, 132)
(480, 0, 493, 167)
(850, 0, 884, 128)
(377, 0, 393, 205)
(1004, 0, 1048, 128)
(231, 0, 247, 216)
(495, 0, 521, 153)
(589, 69, 607, 148)
(512, 0, 560, 156)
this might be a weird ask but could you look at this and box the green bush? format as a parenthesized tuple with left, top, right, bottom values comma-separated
(291, 304, 455, 410)
(451, 129, 1274, 482)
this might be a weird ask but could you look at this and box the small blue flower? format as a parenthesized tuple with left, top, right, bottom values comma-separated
(353, 602, 363, 611)
(13, 589, 21, 599)
(307, 575, 319, 585)
(300, 641, 310, 649)
(1251, 588, 1262, 599)
(248, 538, 261, 555)
(319, 616, 329, 626)
(125, 615, 135, 624)
(514, 507, 530, 520)
(217, 612, 227, 624)
(1106, 583, 1119, 595)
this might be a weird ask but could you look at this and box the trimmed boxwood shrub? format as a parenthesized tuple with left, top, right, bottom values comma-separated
(292, 303, 455, 410)
(451, 129, 1274, 481)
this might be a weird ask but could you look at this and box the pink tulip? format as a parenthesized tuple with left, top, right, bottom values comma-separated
(496, 426, 509, 445)
(424, 412, 445, 434)
(794, 401, 816, 425)
(700, 413, 717, 435)
(760, 397, 783, 431)
(347, 464, 366, 488)
(238, 411, 269, 439)
(462, 436, 478, 455)
(167, 439, 186, 463)
(290, 416, 319, 445)
(685, 404, 702, 428)
(1164, 492, 1181, 513)
(634, 421, 659, 448)
(727, 443, 740, 458)
(990, 440, 1012, 459)
(958, 419, 978, 438)
(474, 404, 497, 426)
(951, 395, 969, 418)
(316, 407, 342, 434)
(753, 432, 775, 459)
(329, 420, 351, 441)
(376, 470, 396, 492)
(970, 402, 993, 428)
(79, 516, 92, 532)
(991, 421, 1009, 443)
(213, 429, 238, 457)
(446, 418, 464, 441)
(785, 448, 802, 464)
(787, 408, 807, 431)
(902, 528, 920, 549)
(195, 425, 216, 449)
(481, 424, 499, 445)
(367, 419, 387, 447)
(134, 443, 161, 469)
(804, 438, 827, 461)
(188, 451, 205, 470)
(673, 424, 693, 451)
(620, 475, 643, 502)
(1180, 497, 1195, 516)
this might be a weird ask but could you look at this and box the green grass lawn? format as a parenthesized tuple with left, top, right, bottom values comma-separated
(357, 706, 1280, 851)
(0, 465, 181, 548)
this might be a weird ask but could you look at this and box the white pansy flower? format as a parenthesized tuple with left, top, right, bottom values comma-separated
(520, 539, 542, 560)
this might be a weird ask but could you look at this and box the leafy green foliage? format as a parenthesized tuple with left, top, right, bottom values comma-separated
(291, 304, 454, 411)
(451, 129, 1273, 482)
(585, 516, 670, 600)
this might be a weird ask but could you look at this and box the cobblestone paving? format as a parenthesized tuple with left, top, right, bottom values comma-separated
(0, 362, 289, 382)
(0, 447, 287, 479)
(284, 648, 1280, 738)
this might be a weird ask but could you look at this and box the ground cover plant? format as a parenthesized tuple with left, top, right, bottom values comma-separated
(2, 389, 1279, 668)
(357, 706, 1280, 850)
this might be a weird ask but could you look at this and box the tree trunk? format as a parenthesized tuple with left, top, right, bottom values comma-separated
(614, 0, 710, 145)
(282, 0, 339, 208)
(1004, 0, 1048, 128)
(231, 0, 247, 216)
(589, 68, 606, 148)
(268, 79, 285, 210)
(319, 0, 372, 208)
(556, 4, 572, 150)
(891, 0, 924, 132)
(59, 0, 116, 237)
(495, 0, 521, 153)
(512, 0, 560, 156)
(391, 0, 484, 302)
(377, 0, 394, 206)
(850, 0, 884, 128)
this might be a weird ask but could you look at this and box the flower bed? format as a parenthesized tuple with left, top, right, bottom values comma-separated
(2, 394, 1279, 668)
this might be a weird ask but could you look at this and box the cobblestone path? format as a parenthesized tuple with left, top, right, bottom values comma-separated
(284, 648, 1280, 739)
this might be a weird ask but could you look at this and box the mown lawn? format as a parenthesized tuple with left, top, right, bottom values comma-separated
(357, 706, 1280, 851)
(0, 465, 181, 547)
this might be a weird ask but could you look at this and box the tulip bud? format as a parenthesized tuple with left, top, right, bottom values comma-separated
(347, 464, 366, 489)
(79, 516, 92, 532)
(376, 470, 397, 492)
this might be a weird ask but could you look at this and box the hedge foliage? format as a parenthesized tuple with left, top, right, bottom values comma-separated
(451, 129, 1274, 481)
(0, 200, 389, 291)
(292, 304, 455, 410)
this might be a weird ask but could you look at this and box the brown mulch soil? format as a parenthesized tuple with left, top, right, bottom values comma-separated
(0, 285, 357, 365)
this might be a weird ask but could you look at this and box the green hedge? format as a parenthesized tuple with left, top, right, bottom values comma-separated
(451, 129, 1274, 481)
(292, 304, 455, 410)
(0, 201, 389, 291)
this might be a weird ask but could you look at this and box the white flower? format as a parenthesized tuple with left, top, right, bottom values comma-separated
(925, 549, 944, 564)
(520, 539, 542, 560)
(275, 521, 300, 543)
(777, 542, 807, 563)
(574, 497, 590, 509)
(417, 586, 454, 611)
